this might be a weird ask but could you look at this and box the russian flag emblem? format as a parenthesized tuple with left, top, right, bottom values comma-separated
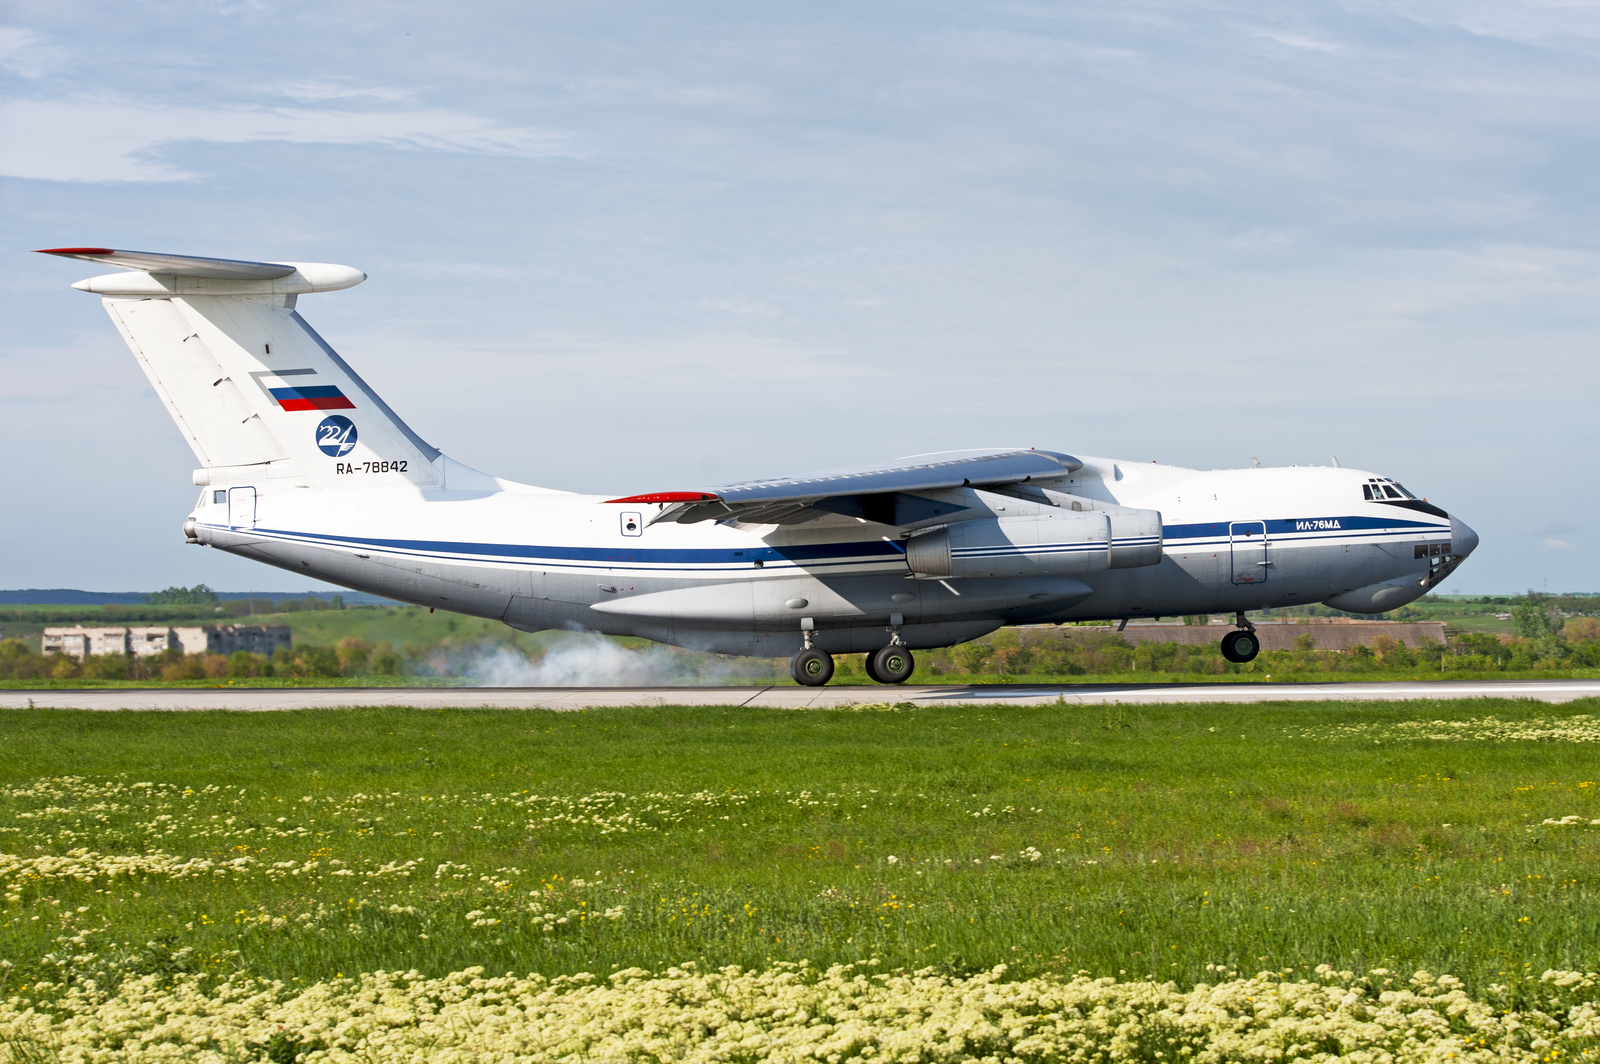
(268, 385, 356, 411)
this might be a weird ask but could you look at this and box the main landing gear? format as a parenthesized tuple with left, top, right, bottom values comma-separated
(791, 620, 836, 686)
(865, 645, 915, 684)
(790, 619, 917, 687)
(1219, 612, 1260, 663)
(791, 647, 834, 686)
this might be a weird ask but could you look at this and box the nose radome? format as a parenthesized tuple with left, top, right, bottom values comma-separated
(1450, 514, 1479, 558)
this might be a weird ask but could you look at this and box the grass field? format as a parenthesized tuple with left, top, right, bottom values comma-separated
(2, 698, 1598, 1059)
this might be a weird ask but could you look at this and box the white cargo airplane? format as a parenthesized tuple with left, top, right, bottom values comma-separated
(42, 247, 1479, 685)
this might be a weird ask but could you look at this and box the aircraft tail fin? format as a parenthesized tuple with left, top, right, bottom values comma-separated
(42, 248, 448, 491)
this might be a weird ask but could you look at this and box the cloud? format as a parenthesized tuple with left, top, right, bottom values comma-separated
(696, 297, 781, 316)
(0, 27, 52, 77)
(276, 82, 413, 104)
(0, 97, 585, 182)
(1397, 0, 1600, 44)
(0, 26, 38, 59)
(1255, 30, 1340, 53)
(1545, 538, 1577, 550)
(357, 330, 854, 385)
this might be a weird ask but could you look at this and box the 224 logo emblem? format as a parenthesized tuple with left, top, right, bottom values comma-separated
(316, 415, 358, 457)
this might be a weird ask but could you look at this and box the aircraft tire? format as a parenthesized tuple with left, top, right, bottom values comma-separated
(862, 652, 885, 683)
(870, 645, 915, 684)
(792, 648, 835, 686)
(1220, 630, 1260, 664)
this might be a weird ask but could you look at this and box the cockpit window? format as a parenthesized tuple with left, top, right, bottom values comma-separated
(1364, 477, 1415, 502)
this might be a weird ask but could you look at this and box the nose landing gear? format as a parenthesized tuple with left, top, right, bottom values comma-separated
(1219, 612, 1260, 663)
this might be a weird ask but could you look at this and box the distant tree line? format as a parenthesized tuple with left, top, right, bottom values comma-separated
(0, 594, 347, 625)
(142, 584, 218, 605)
(1421, 591, 1598, 615)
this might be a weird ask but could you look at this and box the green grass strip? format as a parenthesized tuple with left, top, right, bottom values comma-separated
(0, 698, 1595, 1001)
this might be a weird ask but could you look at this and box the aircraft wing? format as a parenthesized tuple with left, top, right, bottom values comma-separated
(608, 448, 1082, 527)
(36, 247, 297, 280)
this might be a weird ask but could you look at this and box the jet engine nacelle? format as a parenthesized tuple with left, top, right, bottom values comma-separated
(905, 509, 1162, 579)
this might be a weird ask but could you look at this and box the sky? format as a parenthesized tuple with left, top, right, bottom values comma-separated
(2, 0, 1597, 595)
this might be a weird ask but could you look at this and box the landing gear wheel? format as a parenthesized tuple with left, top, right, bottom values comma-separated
(862, 652, 885, 684)
(870, 645, 915, 684)
(792, 647, 835, 686)
(1220, 630, 1260, 663)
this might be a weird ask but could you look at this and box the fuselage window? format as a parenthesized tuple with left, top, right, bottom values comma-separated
(213, 490, 226, 504)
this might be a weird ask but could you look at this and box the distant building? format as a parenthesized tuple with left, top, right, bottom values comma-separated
(42, 625, 290, 660)
(202, 625, 292, 656)
(168, 628, 212, 655)
(129, 626, 191, 656)
(41, 627, 134, 659)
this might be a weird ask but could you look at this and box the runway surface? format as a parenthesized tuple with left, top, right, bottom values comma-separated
(2, 678, 1597, 711)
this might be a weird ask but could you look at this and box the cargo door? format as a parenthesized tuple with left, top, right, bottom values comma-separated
(228, 486, 257, 528)
(1230, 521, 1268, 584)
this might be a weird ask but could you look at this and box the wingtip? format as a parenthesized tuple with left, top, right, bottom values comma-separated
(36, 247, 115, 256)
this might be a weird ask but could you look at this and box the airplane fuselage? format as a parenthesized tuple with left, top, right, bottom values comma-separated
(191, 455, 1473, 657)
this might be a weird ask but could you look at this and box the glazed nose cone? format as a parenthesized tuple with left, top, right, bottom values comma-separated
(1450, 514, 1479, 558)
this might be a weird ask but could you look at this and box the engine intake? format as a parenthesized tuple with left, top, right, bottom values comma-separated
(905, 509, 1162, 579)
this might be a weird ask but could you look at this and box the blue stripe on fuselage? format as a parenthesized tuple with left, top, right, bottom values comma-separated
(1163, 515, 1446, 541)
(219, 512, 1446, 572)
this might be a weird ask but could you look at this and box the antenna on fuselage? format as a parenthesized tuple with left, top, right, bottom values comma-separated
(1250, 457, 1262, 468)
(1329, 455, 1341, 467)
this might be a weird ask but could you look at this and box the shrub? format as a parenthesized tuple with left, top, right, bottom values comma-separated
(226, 651, 265, 678)
(275, 644, 341, 678)
(1564, 616, 1600, 643)
(336, 638, 373, 675)
(79, 654, 130, 681)
(950, 642, 992, 674)
(371, 647, 402, 676)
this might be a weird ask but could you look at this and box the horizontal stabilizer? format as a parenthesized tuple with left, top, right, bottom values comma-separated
(36, 247, 297, 280)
